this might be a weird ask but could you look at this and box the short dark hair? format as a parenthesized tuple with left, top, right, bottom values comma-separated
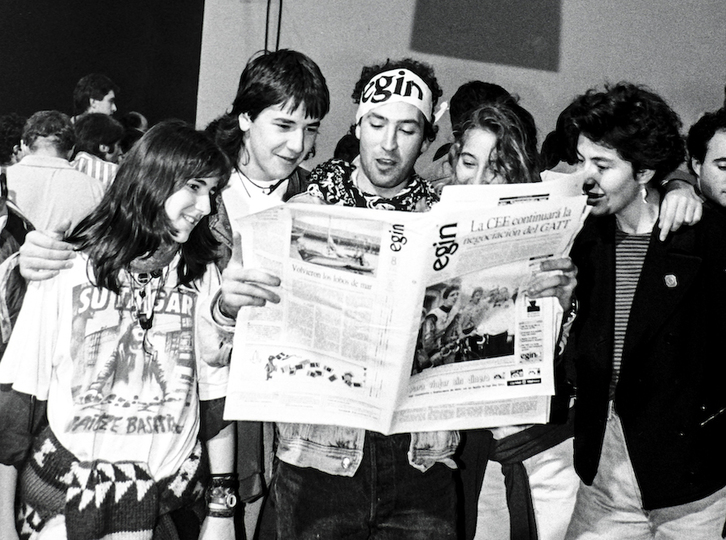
(351, 58, 443, 143)
(687, 108, 726, 175)
(450, 81, 514, 136)
(455, 102, 540, 184)
(67, 120, 231, 293)
(73, 113, 125, 159)
(208, 49, 330, 166)
(119, 111, 149, 132)
(0, 113, 26, 165)
(73, 73, 119, 115)
(562, 82, 685, 184)
(119, 127, 145, 155)
(442, 284, 461, 299)
(22, 110, 76, 154)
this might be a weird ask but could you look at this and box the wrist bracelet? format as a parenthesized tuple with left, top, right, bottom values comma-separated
(206, 473, 239, 518)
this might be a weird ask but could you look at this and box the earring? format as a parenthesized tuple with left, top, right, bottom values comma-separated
(239, 145, 250, 167)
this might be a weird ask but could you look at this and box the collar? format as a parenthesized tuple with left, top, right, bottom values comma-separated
(16, 154, 74, 170)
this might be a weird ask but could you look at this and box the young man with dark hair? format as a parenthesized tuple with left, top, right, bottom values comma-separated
(5, 111, 103, 231)
(687, 107, 726, 208)
(72, 112, 125, 188)
(72, 73, 119, 118)
(563, 83, 726, 539)
(218, 57, 459, 540)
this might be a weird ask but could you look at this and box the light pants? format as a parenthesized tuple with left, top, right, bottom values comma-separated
(474, 438, 580, 540)
(565, 410, 726, 540)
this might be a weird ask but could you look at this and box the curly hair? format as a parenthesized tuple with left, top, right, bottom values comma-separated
(454, 102, 540, 184)
(562, 82, 685, 184)
(67, 120, 231, 293)
(687, 108, 726, 175)
(351, 58, 443, 143)
(22, 110, 76, 154)
(207, 49, 330, 169)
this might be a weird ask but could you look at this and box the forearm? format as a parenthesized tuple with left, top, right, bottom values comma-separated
(206, 422, 235, 474)
(0, 464, 19, 540)
(200, 423, 236, 540)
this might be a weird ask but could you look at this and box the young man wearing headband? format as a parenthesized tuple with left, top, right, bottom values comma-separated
(254, 59, 460, 539)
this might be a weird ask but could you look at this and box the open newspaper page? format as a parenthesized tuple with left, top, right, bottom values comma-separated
(224, 178, 588, 434)
(224, 203, 431, 433)
(390, 176, 589, 432)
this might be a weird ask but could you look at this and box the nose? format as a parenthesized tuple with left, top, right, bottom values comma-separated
(381, 125, 398, 152)
(287, 128, 305, 154)
(473, 165, 489, 185)
(196, 193, 212, 216)
(111, 103, 117, 114)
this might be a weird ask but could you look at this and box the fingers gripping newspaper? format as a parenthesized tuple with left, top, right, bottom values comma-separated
(224, 177, 588, 433)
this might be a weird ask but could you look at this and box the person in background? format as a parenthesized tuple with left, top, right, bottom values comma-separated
(72, 112, 125, 188)
(422, 80, 536, 191)
(0, 114, 27, 167)
(5, 110, 103, 231)
(71, 73, 119, 121)
(120, 111, 150, 133)
(0, 170, 32, 361)
(687, 107, 726, 208)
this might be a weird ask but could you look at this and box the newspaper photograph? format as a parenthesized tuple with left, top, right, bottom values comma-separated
(224, 180, 588, 433)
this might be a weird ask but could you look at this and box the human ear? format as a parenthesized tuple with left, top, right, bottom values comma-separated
(691, 159, 702, 179)
(635, 168, 655, 185)
(354, 123, 361, 140)
(419, 137, 432, 156)
(99, 144, 110, 154)
(238, 113, 252, 132)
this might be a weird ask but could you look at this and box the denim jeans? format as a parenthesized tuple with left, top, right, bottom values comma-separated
(273, 431, 458, 539)
(565, 407, 726, 540)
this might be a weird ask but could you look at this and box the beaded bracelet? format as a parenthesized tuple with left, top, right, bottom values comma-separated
(206, 473, 239, 518)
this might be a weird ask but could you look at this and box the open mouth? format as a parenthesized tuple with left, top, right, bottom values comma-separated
(583, 179, 604, 202)
(376, 158, 397, 170)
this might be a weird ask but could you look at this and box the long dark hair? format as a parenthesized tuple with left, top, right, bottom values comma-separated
(207, 49, 330, 168)
(67, 120, 231, 293)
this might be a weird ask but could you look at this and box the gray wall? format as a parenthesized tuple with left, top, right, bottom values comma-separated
(197, 0, 726, 169)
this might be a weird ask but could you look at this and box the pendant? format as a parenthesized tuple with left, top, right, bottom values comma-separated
(139, 313, 154, 330)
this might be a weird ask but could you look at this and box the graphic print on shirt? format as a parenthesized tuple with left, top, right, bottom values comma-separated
(67, 283, 197, 436)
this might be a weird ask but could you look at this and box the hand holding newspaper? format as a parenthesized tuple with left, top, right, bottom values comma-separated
(224, 177, 588, 433)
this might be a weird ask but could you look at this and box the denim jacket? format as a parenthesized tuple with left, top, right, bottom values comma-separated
(276, 422, 460, 476)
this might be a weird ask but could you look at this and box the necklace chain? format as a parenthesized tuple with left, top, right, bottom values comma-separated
(127, 266, 169, 330)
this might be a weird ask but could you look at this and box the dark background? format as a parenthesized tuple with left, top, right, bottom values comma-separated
(0, 0, 206, 123)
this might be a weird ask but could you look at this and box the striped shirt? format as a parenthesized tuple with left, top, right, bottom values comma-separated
(72, 152, 118, 190)
(610, 229, 650, 399)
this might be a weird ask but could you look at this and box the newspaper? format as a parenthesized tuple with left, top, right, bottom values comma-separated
(224, 177, 589, 433)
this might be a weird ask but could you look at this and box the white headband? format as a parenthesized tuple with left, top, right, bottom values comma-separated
(356, 68, 434, 124)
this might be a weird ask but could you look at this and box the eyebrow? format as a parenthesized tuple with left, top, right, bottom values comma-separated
(275, 117, 321, 127)
(368, 112, 421, 126)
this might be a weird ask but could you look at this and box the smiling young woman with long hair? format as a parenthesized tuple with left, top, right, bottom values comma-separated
(0, 121, 238, 540)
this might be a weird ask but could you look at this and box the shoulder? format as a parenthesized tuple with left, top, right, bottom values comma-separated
(309, 159, 355, 181)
